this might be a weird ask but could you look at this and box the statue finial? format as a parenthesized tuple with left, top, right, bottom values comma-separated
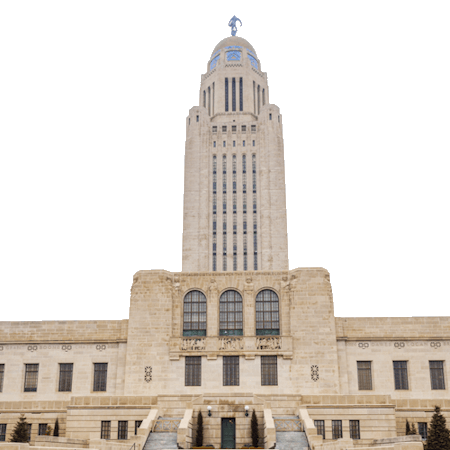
(228, 16, 242, 36)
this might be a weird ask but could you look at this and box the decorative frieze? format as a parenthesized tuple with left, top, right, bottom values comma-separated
(257, 337, 281, 350)
(61, 344, 72, 352)
(311, 365, 319, 382)
(144, 366, 152, 383)
(358, 342, 369, 349)
(181, 338, 205, 351)
(220, 337, 243, 350)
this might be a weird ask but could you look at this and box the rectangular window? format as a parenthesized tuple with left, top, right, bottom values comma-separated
(222, 126, 227, 132)
(252, 140, 255, 147)
(225, 78, 229, 112)
(233, 141, 236, 147)
(196, 115, 199, 122)
(357, 361, 372, 390)
(232, 77, 236, 111)
(0, 364, 4, 392)
(59, 363, 73, 392)
(269, 113, 272, 120)
(27, 424, 32, 442)
(223, 356, 239, 386)
(242, 125, 246, 132)
(418, 422, 428, 440)
(24, 364, 39, 392)
(350, 420, 360, 439)
(243, 140, 245, 147)
(261, 356, 277, 386)
(118, 421, 128, 440)
(212, 126, 217, 133)
(38, 424, 47, 436)
(239, 77, 243, 111)
(101, 421, 111, 440)
(332, 420, 342, 440)
(251, 125, 256, 133)
(93, 363, 107, 392)
(185, 356, 201, 386)
(393, 361, 408, 390)
(213, 141, 216, 147)
(232, 125, 237, 133)
(0, 424, 6, 442)
(135, 421, 142, 436)
(223, 141, 226, 147)
(430, 361, 445, 389)
(314, 420, 325, 439)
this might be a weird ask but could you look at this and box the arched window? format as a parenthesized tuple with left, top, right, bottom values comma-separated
(256, 290, 279, 335)
(220, 290, 243, 336)
(183, 290, 207, 336)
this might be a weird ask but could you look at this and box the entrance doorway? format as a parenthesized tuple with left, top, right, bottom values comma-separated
(221, 418, 236, 449)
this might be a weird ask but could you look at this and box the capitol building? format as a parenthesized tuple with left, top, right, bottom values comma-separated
(0, 21, 446, 450)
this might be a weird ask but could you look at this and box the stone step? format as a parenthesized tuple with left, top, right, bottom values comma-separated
(143, 432, 178, 450)
(276, 431, 309, 450)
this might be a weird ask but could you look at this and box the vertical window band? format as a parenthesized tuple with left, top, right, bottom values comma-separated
(232, 78, 236, 112)
(225, 78, 229, 112)
(239, 77, 243, 111)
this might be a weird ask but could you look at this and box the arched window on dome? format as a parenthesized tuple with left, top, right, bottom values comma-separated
(256, 290, 280, 335)
(220, 290, 243, 336)
(183, 290, 207, 336)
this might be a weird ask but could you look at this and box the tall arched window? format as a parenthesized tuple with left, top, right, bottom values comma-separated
(183, 290, 207, 336)
(220, 290, 243, 336)
(256, 290, 279, 335)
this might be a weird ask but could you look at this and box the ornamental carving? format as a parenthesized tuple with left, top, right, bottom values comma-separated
(311, 365, 319, 382)
(96, 344, 107, 351)
(220, 338, 243, 351)
(394, 342, 405, 349)
(430, 341, 442, 348)
(181, 338, 205, 351)
(358, 342, 369, 349)
(257, 337, 281, 350)
(27, 345, 38, 352)
(61, 345, 72, 352)
(145, 366, 152, 383)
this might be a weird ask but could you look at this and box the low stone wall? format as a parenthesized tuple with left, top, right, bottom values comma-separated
(34, 437, 89, 448)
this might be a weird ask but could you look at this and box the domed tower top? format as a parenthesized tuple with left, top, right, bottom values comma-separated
(211, 36, 257, 59)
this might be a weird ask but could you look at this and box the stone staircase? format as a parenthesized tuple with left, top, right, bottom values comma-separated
(142, 417, 182, 450)
(273, 416, 309, 450)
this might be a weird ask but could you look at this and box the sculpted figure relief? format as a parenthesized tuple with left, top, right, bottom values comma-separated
(220, 337, 244, 351)
(257, 337, 281, 350)
(181, 338, 205, 351)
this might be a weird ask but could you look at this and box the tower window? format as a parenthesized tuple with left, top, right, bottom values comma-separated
(232, 77, 236, 112)
(242, 125, 246, 132)
(232, 125, 236, 133)
(223, 141, 226, 147)
(233, 141, 236, 147)
(213, 141, 216, 148)
(196, 115, 199, 122)
(251, 125, 256, 133)
(252, 140, 255, 147)
(222, 126, 227, 132)
(269, 113, 272, 120)
(203, 90, 206, 108)
(212, 126, 217, 133)
(243, 140, 246, 147)
(225, 78, 229, 112)
(239, 77, 243, 111)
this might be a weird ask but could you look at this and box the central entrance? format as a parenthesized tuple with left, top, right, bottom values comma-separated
(221, 418, 236, 449)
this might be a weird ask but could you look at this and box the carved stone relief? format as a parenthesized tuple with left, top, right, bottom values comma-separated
(256, 337, 281, 350)
(220, 338, 244, 351)
(311, 365, 319, 382)
(144, 366, 152, 383)
(181, 338, 205, 351)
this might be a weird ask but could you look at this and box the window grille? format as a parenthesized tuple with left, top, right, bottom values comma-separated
(222, 126, 227, 132)
(59, 363, 73, 392)
(0, 424, 6, 442)
(208, 86, 211, 116)
(261, 356, 277, 385)
(350, 420, 360, 439)
(223, 154, 227, 271)
(118, 421, 128, 440)
(225, 78, 229, 112)
(232, 77, 236, 111)
(242, 125, 246, 132)
(257, 85, 260, 114)
(233, 155, 237, 271)
(220, 290, 243, 335)
(101, 421, 111, 440)
(252, 154, 257, 270)
(24, 364, 39, 392)
(185, 356, 201, 386)
(256, 290, 279, 335)
(393, 361, 408, 390)
(332, 420, 342, 440)
(135, 421, 142, 436)
(38, 424, 47, 436)
(418, 423, 428, 440)
(27, 424, 32, 442)
(223, 356, 239, 386)
(93, 363, 108, 392)
(251, 125, 256, 133)
(239, 77, 243, 111)
(430, 361, 445, 389)
(253, 81, 256, 114)
(357, 361, 372, 390)
(0, 364, 4, 392)
(183, 291, 207, 336)
(314, 420, 325, 439)
(232, 125, 236, 133)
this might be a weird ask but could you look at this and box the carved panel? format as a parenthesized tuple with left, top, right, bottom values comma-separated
(220, 338, 244, 350)
(181, 338, 205, 351)
(256, 337, 281, 350)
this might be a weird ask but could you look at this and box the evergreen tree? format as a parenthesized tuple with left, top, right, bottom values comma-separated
(53, 419, 59, 437)
(9, 414, 30, 442)
(195, 410, 203, 447)
(426, 406, 450, 450)
(251, 409, 259, 448)
(410, 422, 418, 435)
(406, 421, 411, 435)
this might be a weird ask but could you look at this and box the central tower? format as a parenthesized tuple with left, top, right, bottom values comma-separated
(182, 33, 288, 272)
